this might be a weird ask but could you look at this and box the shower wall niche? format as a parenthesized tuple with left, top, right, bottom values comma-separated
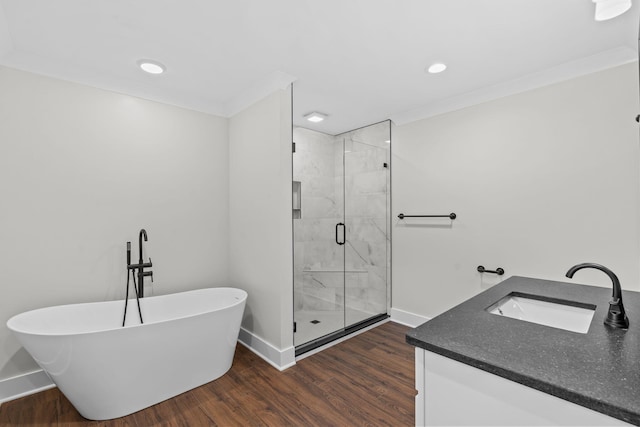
(293, 121, 390, 350)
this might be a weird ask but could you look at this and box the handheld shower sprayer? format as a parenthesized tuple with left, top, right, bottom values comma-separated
(123, 240, 143, 326)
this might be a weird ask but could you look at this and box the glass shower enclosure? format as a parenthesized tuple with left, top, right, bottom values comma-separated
(293, 120, 391, 353)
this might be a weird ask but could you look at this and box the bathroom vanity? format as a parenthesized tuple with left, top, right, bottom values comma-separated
(407, 276, 640, 426)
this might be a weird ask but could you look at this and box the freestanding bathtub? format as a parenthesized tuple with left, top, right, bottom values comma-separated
(7, 287, 247, 420)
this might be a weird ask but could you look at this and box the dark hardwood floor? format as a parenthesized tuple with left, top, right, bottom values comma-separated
(0, 322, 414, 426)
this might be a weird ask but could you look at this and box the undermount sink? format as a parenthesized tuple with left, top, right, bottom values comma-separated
(487, 292, 596, 334)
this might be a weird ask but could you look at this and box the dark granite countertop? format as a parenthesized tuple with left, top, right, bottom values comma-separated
(406, 276, 640, 426)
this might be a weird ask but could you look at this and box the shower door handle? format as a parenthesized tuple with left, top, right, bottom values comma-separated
(335, 223, 345, 245)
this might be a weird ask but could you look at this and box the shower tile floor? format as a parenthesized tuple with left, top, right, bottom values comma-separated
(294, 308, 377, 346)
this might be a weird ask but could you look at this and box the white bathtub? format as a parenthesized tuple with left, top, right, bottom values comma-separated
(7, 287, 247, 420)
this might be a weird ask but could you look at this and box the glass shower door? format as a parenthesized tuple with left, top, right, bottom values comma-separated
(342, 121, 390, 327)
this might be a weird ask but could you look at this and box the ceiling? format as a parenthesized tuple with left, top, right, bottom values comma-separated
(0, 0, 638, 135)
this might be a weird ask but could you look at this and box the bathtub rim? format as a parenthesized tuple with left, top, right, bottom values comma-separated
(7, 287, 247, 337)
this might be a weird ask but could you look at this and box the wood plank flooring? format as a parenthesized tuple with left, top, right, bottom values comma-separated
(0, 322, 414, 426)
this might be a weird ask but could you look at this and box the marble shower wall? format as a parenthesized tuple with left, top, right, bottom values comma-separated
(293, 127, 342, 312)
(293, 122, 390, 319)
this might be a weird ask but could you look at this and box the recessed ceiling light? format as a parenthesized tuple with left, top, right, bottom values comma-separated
(427, 63, 447, 74)
(304, 112, 327, 123)
(593, 0, 631, 21)
(138, 60, 166, 75)
(385, 140, 391, 144)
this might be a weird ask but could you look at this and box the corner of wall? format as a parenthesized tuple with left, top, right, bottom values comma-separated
(0, 2, 14, 60)
(238, 327, 295, 371)
(228, 86, 294, 354)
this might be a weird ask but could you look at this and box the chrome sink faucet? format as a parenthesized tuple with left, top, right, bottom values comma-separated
(565, 263, 629, 329)
(127, 229, 153, 298)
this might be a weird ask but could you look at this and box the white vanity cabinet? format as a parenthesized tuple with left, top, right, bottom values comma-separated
(414, 348, 631, 426)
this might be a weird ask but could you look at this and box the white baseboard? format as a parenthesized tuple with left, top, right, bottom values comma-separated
(0, 369, 55, 404)
(237, 327, 296, 371)
(390, 307, 431, 328)
(238, 312, 427, 370)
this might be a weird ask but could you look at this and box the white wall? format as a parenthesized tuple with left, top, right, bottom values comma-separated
(229, 88, 293, 352)
(392, 63, 640, 319)
(0, 67, 230, 381)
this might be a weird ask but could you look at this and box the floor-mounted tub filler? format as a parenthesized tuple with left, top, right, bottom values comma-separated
(7, 287, 247, 420)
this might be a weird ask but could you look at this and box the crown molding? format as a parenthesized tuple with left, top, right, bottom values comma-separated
(0, 50, 295, 118)
(223, 70, 297, 117)
(390, 46, 637, 126)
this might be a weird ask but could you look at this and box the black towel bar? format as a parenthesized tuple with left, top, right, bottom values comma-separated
(397, 213, 456, 220)
(477, 265, 505, 275)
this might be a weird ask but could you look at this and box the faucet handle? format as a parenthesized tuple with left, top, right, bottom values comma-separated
(605, 298, 629, 329)
(150, 271, 154, 283)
